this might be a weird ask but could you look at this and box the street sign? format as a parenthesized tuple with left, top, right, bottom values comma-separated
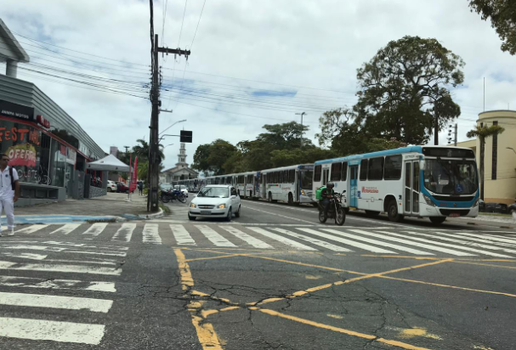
(180, 130, 193, 143)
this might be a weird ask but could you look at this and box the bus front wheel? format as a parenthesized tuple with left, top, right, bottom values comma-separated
(288, 193, 294, 205)
(387, 200, 404, 222)
(429, 217, 446, 225)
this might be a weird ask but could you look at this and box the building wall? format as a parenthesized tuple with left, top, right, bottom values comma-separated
(457, 110, 516, 204)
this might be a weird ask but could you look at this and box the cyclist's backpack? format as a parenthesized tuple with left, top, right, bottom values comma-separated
(315, 186, 326, 200)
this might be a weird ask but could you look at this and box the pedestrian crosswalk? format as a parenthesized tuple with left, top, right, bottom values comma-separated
(2, 222, 516, 259)
(0, 239, 125, 346)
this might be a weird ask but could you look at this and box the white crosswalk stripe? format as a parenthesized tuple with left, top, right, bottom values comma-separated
(49, 223, 82, 235)
(246, 227, 317, 251)
(112, 223, 136, 242)
(16, 224, 48, 234)
(456, 232, 516, 246)
(0, 239, 123, 346)
(82, 223, 108, 237)
(170, 224, 196, 246)
(142, 224, 162, 244)
(298, 228, 397, 254)
(220, 226, 273, 249)
(195, 225, 237, 247)
(270, 228, 351, 252)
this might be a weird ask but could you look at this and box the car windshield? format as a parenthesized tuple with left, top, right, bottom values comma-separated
(423, 159, 478, 195)
(300, 170, 313, 189)
(197, 187, 229, 198)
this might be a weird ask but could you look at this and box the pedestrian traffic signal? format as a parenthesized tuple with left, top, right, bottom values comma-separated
(180, 130, 193, 143)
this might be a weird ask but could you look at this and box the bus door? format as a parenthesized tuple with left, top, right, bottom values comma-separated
(349, 165, 358, 207)
(322, 168, 329, 185)
(404, 160, 420, 215)
(260, 173, 267, 198)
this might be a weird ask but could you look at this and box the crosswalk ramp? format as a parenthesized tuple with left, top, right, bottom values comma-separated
(0, 240, 125, 346)
(5, 222, 516, 258)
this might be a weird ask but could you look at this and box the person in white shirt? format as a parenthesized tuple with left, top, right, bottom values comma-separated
(0, 154, 20, 237)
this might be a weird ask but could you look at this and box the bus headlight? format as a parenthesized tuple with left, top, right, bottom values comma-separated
(423, 195, 435, 206)
(300, 189, 306, 195)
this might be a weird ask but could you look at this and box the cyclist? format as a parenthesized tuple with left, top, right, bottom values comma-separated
(320, 182, 335, 217)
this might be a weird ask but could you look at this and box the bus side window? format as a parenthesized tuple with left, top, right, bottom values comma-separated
(360, 159, 368, 181)
(331, 162, 341, 181)
(341, 162, 348, 181)
(314, 165, 322, 182)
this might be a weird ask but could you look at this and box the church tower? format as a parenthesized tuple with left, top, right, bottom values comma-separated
(176, 143, 188, 168)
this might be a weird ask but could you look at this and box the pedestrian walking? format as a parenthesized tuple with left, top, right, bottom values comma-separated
(138, 181, 143, 196)
(0, 154, 20, 237)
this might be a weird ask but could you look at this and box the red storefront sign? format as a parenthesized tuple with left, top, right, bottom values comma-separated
(7, 143, 37, 167)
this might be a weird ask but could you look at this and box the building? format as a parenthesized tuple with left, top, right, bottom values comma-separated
(457, 110, 516, 205)
(160, 143, 198, 183)
(0, 20, 107, 205)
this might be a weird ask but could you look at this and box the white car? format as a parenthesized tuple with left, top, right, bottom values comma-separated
(188, 185, 241, 221)
(107, 180, 117, 192)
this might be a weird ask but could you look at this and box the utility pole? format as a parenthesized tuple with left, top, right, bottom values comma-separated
(295, 112, 306, 146)
(148, 0, 191, 212)
(447, 124, 458, 146)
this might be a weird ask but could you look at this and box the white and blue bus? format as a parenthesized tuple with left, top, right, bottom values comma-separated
(313, 146, 479, 224)
(258, 164, 314, 204)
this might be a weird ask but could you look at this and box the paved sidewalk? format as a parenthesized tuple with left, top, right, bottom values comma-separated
(4, 193, 164, 224)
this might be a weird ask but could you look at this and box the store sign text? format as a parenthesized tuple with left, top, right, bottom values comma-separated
(7, 144, 37, 167)
(0, 127, 40, 146)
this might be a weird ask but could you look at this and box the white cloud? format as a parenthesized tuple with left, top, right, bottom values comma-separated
(2, 0, 515, 169)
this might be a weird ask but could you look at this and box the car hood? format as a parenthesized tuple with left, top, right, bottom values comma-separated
(192, 197, 230, 205)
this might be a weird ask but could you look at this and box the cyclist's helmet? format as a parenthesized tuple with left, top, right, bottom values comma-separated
(327, 182, 335, 188)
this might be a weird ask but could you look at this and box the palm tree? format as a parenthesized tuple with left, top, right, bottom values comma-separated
(132, 139, 165, 163)
(466, 124, 505, 200)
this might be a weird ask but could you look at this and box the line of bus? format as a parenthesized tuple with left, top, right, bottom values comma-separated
(171, 145, 480, 224)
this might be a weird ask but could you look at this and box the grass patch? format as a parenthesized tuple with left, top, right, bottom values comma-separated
(479, 212, 512, 217)
(159, 204, 171, 215)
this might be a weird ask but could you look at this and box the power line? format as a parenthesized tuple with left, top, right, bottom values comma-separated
(177, 0, 188, 48)
(190, 0, 207, 50)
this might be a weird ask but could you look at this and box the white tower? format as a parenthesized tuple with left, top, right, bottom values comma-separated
(176, 143, 188, 168)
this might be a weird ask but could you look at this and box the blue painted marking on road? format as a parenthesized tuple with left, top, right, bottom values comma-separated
(0, 215, 118, 224)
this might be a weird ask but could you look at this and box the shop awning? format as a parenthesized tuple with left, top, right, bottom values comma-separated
(87, 154, 130, 172)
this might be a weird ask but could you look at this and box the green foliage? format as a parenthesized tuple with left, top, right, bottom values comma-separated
(192, 139, 237, 175)
(469, 0, 516, 55)
(355, 36, 465, 144)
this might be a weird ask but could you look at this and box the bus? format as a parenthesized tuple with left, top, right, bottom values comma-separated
(258, 164, 314, 205)
(313, 146, 479, 224)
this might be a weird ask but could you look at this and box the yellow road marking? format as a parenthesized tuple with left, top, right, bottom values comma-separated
(378, 275, 516, 298)
(258, 259, 452, 306)
(174, 249, 223, 350)
(248, 255, 363, 274)
(259, 308, 434, 350)
(386, 326, 442, 340)
(452, 260, 516, 270)
(305, 274, 323, 280)
(186, 254, 243, 262)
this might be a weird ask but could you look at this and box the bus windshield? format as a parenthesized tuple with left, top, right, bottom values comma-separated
(423, 159, 478, 195)
(300, 170, 313, 189)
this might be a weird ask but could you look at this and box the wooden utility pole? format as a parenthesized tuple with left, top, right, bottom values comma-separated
(148, 0, 191, 212)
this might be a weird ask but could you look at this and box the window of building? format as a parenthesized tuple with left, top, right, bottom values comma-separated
(331, 162, 341, 181)
(314, 165, 322, 182)
(384, 155, 402, 180)
(360, 159, 368, 181)
(368, 157, 384, 180)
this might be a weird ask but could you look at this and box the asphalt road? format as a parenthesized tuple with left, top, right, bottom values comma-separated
(0, 197, 515, 349)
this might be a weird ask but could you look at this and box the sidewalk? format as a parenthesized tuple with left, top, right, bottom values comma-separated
(5, 192, 164, 224)
(450, 212, 516, 229)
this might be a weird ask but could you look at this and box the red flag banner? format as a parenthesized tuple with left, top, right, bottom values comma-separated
(129, 156, 138, 192)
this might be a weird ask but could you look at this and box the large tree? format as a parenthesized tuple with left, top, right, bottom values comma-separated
(355, 36, 464, 145)
(192, 139, 238, 175)
(469, 0, 516, 55)
(467, 124, 505, 200)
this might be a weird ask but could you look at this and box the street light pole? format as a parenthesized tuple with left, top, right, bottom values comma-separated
(159, 119, 186, 136)
(295, 112, 306, 146)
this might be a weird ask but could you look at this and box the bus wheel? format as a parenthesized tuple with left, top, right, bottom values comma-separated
(288, 193, 294, 205)
(429, 217, 446, 225)
(268, 192, 273, 202)
(387, 200, 404, 222)
(365, 210, 380, 217)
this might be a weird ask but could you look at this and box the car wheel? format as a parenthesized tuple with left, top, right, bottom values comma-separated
(188, 214, 196, 221)
(226, 208, 232, 222)
(235, 205, 241, 218)
(107, 188, 112, 192)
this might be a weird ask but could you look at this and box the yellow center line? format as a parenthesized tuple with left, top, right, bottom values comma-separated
(174, 248, 224, 350)
(259, 308, 434, 350)
(186, 254, 244, 262)
(378, 275, 516, 298)
(452, 260, 516, 270)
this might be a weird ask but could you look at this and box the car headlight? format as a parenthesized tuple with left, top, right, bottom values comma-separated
(217, 204, 226, 209)
(300, 189, 306, 195)
(423, 194, 435, 206)
(190, 203, 196, 208)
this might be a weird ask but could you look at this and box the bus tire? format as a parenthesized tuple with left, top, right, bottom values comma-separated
(365, 210, 380, 217)
(288, 193, 294, 205)
(429, 217, 446, 225)
(387, 200, 403, 222)
(268, 192, 273, 203)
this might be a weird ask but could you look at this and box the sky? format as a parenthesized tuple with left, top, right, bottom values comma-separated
(1, 0, 515, 169)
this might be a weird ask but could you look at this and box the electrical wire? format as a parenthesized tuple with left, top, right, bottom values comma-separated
(189, 0, 207, 51)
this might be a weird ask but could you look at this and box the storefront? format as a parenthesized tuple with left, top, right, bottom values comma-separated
(0, 76, 107, 206)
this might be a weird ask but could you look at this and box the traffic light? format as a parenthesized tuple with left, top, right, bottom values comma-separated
(180, 130, 193, 143)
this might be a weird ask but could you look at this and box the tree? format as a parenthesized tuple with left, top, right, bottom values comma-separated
(256, 122, 311, 150)
(466, 124, 505, 200)
(192, 139, 238, 175)
(132, 139, 165, 163)
(355, 36, 465, 145)
(469, 0, 516, 55)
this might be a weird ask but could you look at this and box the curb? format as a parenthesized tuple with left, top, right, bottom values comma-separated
(136, 208, 164, 220)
